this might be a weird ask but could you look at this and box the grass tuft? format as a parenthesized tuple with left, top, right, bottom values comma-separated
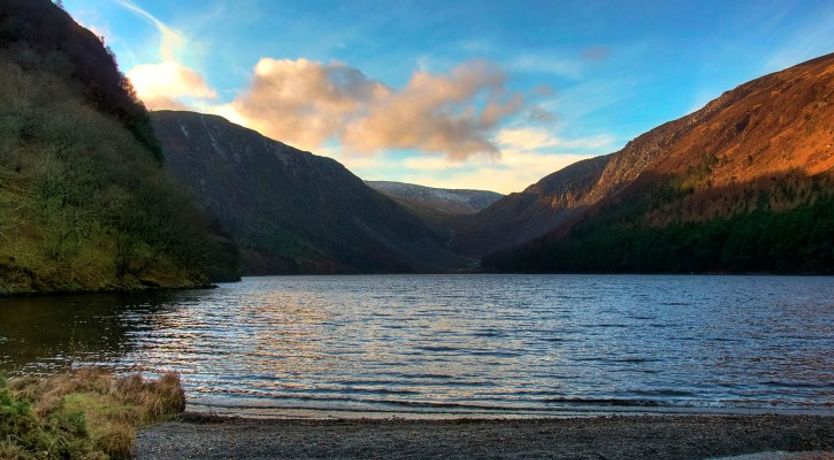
(0, 369, 185, 459)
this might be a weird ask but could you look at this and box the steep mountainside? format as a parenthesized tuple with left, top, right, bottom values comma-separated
(476, 53, 834, 273)
(450, 155, 610, 255)
(152, 111, 467, 274)
(0, 0, 238, 294)
(366, 181, 502, 216)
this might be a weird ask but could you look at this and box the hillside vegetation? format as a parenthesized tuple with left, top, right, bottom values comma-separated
(478, 54, 834, 273)
(485, 174, 834, 273)
(0, 1, 238, 294)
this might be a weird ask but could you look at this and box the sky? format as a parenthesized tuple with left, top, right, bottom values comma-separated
(63, 0, 834, 194)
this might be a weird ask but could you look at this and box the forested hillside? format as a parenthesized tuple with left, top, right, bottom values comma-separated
(0, 0, 238, 294)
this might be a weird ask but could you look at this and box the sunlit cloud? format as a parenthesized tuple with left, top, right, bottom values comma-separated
(127, 62, 216, 110)
(352, 128, 615, 193)
(220, 58, 385, 152)
(222, 58, 538, 160)
(116, 0, 216, 110)
(397, 151, 593, 194)
(342, 60, 525, 160)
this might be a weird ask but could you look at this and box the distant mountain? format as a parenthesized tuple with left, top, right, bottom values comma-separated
(366, 181, 502, 219)
(460, 53, 834, 273)
(0, 0, 237, 295)
(152, 111, 468, 274)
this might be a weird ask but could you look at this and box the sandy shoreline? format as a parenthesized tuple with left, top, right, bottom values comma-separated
(136, 414, 834, 459)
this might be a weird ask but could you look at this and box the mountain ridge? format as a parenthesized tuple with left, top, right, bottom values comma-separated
(471, 52, 834, 273)
(152, 110, 469, 275)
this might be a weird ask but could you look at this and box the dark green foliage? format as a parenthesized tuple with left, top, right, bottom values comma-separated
(200, 222, 243, 282)
(484, 178, 834, 274)
(0, 0, 162, 160)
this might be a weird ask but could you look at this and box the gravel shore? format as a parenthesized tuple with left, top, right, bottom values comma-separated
(136, 414, 834, 459)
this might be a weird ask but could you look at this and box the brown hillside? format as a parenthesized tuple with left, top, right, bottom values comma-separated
(453, 53, 834, 257)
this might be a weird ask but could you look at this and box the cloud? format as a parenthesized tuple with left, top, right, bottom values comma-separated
(116, 0, 217, 110)
(352, 127, 615, 194)
(396, 151, 593, 194)
(342, 60, 523, 160)
(127, 62, 217, 110)
(223, 58, 386, 152)
(497, 127, 614, 152)
(115, 0, 184, 61)
(497, 127, 561, 151)
(224, 59, 531, 160)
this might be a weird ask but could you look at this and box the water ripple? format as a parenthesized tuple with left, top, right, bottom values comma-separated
(1, 274, 833, 416)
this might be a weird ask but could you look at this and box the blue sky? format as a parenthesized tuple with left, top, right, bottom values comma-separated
(64, 0, 834, 193)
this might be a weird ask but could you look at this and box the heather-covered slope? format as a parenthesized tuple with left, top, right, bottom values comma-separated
(153, 111, 467, 274)
(472, 53, 834, 273)
(0, 1, 238, 294)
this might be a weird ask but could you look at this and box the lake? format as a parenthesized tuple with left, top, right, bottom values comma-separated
(1, 275, 833, 418)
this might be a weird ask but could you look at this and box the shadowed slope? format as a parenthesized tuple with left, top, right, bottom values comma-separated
(153, 111, 468, 274)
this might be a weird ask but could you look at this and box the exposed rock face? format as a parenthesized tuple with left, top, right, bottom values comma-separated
(153, 111, 467, 274)
(454, 53, 834, 271)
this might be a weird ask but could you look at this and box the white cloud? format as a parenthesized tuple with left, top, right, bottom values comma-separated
(115, 0, 184, 61)
(127, 62, 216, 110)
(115, 1, 216, 110)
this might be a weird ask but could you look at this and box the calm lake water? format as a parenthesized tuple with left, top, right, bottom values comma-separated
(1, 275, 833, 417)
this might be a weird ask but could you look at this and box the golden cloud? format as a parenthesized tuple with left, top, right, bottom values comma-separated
(224, 59, 534, 159)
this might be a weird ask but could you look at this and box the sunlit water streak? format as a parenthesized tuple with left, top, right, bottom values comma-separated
(1, 275, 833, 417)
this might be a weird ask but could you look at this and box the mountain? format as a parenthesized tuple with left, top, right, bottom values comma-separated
(463, 53, 834, 273)
(366, 181, 502, 216)
(0, 0, 238, 295)
(449, 155, 611, 256)
(152, 110, 468, 274)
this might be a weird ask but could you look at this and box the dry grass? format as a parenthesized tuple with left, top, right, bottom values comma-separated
(1, 368, 185, 459)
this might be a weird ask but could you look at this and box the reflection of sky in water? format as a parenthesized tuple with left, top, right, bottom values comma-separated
(1, 275, 833, 416)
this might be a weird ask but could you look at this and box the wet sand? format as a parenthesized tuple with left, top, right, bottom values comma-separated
(136, 414, 834, 459)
